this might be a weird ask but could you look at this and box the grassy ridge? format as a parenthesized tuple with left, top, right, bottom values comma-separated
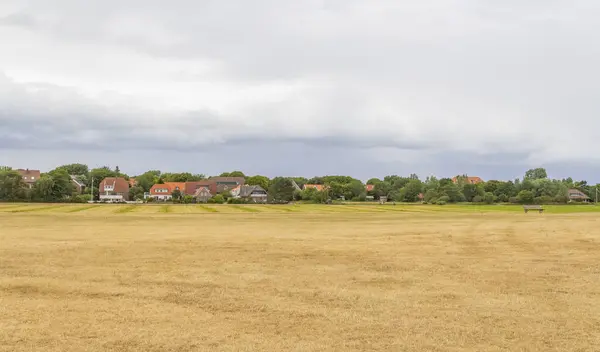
(0, 203, 598, 214)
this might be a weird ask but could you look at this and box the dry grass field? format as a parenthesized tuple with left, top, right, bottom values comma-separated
(1, 203, 600, 351)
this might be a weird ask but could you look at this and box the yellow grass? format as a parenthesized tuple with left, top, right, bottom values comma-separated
(1, 205, 599, 351)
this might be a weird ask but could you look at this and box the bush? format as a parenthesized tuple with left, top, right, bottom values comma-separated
(536, 195, 553, 204)
(227, 197, 247, 204)
(146, 197, 155, 203)
(517, 190, 535, 204)
(483, 192, 495, 204)
(436, 200, 447, 205)
(209, 194, 225, 204)
(472, 195, 483, 203)
(438, 195, 450, 203)
(183, 195, 194, 204)
(554, 195, 568, 204)
(508, 197, 519, 204)
(496, 194, 508, 203)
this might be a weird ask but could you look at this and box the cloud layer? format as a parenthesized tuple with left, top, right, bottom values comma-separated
(1, 0, 600, 179)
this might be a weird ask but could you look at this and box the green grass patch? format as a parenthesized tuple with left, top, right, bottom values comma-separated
(197, 205, 218, 213)
(10, 205, 68, 213)
(159, 205, 171, 213)
(114, 205, 139, 214)
(231, 205, 261, 213)
(66, 205, 99, 213)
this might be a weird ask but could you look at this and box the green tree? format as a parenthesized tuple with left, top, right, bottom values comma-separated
(402, 179, 423, 202)
(220, 171, 245, 178)
(171, 189, 182, 202)
(525, 168, 548, 180)
(483, 192, 496, 204)
(57, 163, 89, 176)
(517, 190, 535, 204)
(366, 178, 382, 185)
(268, 177, 297, 202)
(33, 176, 55, 202)
(246, 175, 270, 190)
(0, 169, 27, 201)
(135, 170, 161, 192)
(130, 185, 145, 201)
(462, 183, 483, 202)
(373, 182, 392, 199)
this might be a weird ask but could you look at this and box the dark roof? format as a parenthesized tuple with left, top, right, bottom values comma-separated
(239, 185, 266, 197)
(209, 176, 246, 185)
(568, 189, 590, 200)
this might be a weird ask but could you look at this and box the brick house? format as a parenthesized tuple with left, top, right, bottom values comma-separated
(148, 182, 186, 201)
(17, 169, 41, 188)
(193, 187, 213, 203)
(452, 176, 484, 185)
(209, 177, 245, 193)
(99, 177, 130, 202)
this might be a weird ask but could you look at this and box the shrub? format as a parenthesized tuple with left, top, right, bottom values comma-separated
(517, 190, 535, 204)
(209, 195, 225, 204)
(554, 195, 568, 204)
(227, 197, 247, 204)
(436, 200, 447, 205)
(508, 197, 519, 204)
(438, 195, 450, 203)
(483, 192, 495, 204)
(472, 195, 483, 203)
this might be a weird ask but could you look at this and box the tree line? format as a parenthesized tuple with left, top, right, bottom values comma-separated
(0, 164, 597, 204)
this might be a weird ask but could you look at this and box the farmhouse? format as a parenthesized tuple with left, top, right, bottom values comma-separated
(99, 177, 129, 202)
(567, 189, 591, 203)
(148, 182, 186, 201)
(452, 176, 484, 184)
(17, 169, 41, 189)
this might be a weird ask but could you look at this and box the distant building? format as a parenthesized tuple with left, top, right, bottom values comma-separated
(567, 189, 591, 203)
(99, 177, 129, 202)
(452, 176, 484, 185)
(17, 169, 41, 189)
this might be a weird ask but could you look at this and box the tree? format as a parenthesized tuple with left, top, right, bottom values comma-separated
(373, 182, 392, 199)
(33, 176, 55, 202)
(246, 175, 270, 190)
(462, 184, 483, 202)
(162, 172, 205, 182)
(220, 171, 245, 178)
(402, 179, 423, 202)
(525, 168, 547, 180)
(57, 163, 88, 176)
(130, 185, 145, 201)
(484, 192, 496, 204)
(115, 166, 121, 175)
(0, 169, 27, 201)
(48, 168, 75, 199)
(366, 178, 382, 185)
(135, 170, 161, 192)
(517, 190, 535, 204)
(268, 177, 297, 202)
(171, 189, 182, 202)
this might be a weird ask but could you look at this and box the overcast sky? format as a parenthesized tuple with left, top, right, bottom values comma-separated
(1, 0, 599, 181)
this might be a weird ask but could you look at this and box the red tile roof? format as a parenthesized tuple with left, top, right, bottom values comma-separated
(365, 184, 375, 192)
(149, 182, 186, 195)
(303, 184, 326, 191)
(17, 169, 41, 183)
(99, 177, 130, 193)
(452, 176, 484, 184)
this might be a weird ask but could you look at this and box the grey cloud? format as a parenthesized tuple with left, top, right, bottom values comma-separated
(1, 1, 600, 180)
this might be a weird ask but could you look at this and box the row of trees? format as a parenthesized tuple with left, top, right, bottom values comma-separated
(0, 165, 597, 204)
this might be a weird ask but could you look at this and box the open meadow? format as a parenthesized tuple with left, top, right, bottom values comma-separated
(1, 203, 600, 351)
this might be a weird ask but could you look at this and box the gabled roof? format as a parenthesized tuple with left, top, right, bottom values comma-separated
(568, 189, 590, 200)
(239, 185, 266, 197)
(452, 176, 484, 184)
(70, 175, 85, 188)
(209, 176, 246, 185)
(100, 177, 129, 193)
(303, 184, 326, 191)
(149, 182, 186, 195)
(17, 169, 41, 182)
(193, 186, 212, 197)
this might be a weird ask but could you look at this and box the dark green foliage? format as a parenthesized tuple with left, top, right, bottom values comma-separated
(268, 177, 297, 202)
(0, 170, 27, 201)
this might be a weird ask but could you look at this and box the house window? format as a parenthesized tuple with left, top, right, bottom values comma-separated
(105, 185, 114, 191)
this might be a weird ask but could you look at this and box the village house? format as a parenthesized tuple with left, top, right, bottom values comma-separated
(193, 187, 213, 203)
(148, 182, 186, 201)
(567, 189, 591, 203)
(303, 184, 326, 191)
(452, 176, 484, 185)
(17, 169, 41, 189)
(184, 181, 217, 197)
(99, 177, 129, 202)
(209, 176, 245, 193)
(238, 185, 268, 203)
(70, 175, 86, 194)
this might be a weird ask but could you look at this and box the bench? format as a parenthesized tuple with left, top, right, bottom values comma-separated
(523, 205, 544, 213)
